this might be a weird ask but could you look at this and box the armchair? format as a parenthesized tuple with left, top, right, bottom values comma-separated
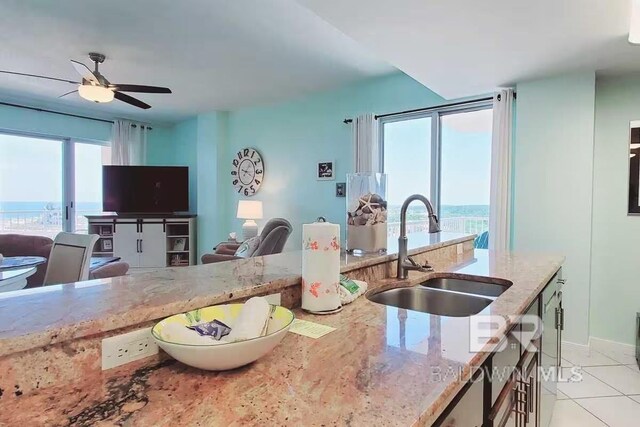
(201, 218, 292, 264)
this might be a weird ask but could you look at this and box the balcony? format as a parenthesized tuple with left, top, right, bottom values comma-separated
(387, 216, 489, 238)
(0, 209, 100, 238)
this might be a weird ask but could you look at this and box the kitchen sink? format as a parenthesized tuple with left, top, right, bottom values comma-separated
(419, 275, 512, 298)
(367, 286, 493, 317)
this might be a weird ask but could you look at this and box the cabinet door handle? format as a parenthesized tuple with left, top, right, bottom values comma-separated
(136, 239, 140, 253)
(139, 239, 143, 253)
(528, 376, 534, 413)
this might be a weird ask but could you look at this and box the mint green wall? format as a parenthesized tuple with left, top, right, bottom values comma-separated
(147, 118, 199, 214)
(196, 112, 228, 257)
(224, 73, 444, 249)
(590, 75, 640, 345)
(513, 72, 596, 345)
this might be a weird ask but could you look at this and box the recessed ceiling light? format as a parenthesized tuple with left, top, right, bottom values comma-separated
(630, 0, 640, 44)
(78, 84, 114, 103)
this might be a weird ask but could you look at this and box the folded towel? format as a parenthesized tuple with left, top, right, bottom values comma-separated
(339, 278, 368, 304)
(161, 323, 228, 346)
(225, 297, 272, 342)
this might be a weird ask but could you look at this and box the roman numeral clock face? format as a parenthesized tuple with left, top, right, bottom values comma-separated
(231, 148, 264, 196)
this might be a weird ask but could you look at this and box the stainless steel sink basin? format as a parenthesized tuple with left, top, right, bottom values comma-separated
(367, 286, 493, 317)
(419, 275, 512, 298)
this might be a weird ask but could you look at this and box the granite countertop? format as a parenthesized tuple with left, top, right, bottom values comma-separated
(0, 232, 472, 357)
(1, 250, 564, 427)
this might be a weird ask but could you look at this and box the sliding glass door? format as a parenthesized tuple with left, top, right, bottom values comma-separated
(440, 108, 492, 235)
(383, 117, 433, 236)
(0, 132, 109, 237)
(0, 134, 64, 238)
(74, 142, 111, 233)
(381, 102, 492, 241)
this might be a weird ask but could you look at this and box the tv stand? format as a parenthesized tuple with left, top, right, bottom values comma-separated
(85, 214, 197, 268)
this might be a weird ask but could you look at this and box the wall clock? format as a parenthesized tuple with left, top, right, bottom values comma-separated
(231, 147, 264, 196)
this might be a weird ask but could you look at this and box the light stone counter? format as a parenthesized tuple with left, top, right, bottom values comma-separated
(0, 232, 472, 357)
(0, 247, 563, 426)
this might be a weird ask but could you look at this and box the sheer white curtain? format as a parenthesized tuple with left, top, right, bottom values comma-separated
(352, 113, 380, 172)
(489, 89, 515, 251)
(111, 119, 148, 165)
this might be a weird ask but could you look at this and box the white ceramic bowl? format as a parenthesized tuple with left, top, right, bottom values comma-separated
(152, 303, 294, 371)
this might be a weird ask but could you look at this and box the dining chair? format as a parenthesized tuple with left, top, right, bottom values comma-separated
(43, 233, 99, 285)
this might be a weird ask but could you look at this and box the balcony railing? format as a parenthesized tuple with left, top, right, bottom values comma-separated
(387, 216, 489, 238)
(0, 209, 101, 238)
(3, 209, 489, 241)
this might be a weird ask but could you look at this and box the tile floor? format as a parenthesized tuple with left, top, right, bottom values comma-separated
(550, 342, 640, 426)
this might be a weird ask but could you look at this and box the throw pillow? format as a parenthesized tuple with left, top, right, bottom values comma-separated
(234, 236, 261, 258)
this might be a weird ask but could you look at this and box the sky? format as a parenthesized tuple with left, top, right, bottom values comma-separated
(0, 134, 107, 205)
(384, 108, 492, 206)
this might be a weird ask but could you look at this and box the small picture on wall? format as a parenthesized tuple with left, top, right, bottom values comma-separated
(317, 161, 335, 181)
(336, 182, 346, 197)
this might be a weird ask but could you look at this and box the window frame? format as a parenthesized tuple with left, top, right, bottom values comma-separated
(0, 128, 109, 233)
(379, 100, 493, 218)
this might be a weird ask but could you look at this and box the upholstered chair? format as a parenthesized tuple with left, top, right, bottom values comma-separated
(0, 234, 53, 287)
(201, 218, 293, 264)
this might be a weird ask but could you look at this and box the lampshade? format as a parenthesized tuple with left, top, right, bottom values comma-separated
(78, 84, 115, 103)
(237, 200, 263, 219)
(631, 0, 640, 44)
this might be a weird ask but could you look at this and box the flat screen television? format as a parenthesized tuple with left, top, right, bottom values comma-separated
(103, 166, 189, 213)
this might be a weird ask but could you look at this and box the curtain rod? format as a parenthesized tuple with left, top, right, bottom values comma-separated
(342, 93, 515, 124)
(0, 101, 152, 130)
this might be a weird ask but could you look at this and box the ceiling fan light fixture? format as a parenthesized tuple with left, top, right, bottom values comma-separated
(78, 84, 114, 103)
(630, 0, 640, 44)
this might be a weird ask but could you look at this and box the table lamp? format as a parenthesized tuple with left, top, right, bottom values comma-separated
(237, 200, 263, 241)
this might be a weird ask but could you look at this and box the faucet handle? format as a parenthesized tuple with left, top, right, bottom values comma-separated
(406, 256, 420, 267)
(406, 256, 433, 271)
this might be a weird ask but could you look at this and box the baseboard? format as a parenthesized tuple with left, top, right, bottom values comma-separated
(589, 336, 636, 356)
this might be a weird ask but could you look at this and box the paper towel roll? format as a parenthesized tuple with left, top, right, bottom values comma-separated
(301, 220, 341, 313)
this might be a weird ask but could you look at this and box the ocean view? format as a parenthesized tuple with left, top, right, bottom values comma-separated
(0, 201, 102, 217)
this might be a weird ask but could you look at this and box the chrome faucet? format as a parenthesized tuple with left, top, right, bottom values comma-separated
(397, 194, 441, 279)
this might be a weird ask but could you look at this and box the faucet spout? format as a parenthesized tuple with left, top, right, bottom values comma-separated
(397, 194, 440, 279)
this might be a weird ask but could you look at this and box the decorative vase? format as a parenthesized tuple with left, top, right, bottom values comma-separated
(346, 173, 388, 254)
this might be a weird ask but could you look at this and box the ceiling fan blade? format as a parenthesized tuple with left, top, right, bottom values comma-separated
(58, 89, 78, 98)
(110, 84, 171, 94)
(114, 91, 151, 109)
(70, 60, 99, 84)
(0, 70, 78, 84)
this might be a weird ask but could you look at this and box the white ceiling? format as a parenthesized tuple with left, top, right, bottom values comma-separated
(0, 0, 393, 124)
(298, 0, 637, 99)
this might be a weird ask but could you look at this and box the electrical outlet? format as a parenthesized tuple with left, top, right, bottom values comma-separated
(102, 327, 159, 370)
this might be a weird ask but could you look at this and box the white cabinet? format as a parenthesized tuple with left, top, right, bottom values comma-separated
(139, 223, 167, 268)
(87, 215, 196, 268)
(112, 221, 166, 268)
(112, 223, 140, 266)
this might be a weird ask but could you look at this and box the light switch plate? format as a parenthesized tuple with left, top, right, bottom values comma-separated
(102, 327, 158, 370)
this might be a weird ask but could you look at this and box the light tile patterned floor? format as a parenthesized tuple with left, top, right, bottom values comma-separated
(550, 342, 640, 426)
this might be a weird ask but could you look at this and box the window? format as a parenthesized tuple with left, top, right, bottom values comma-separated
(0, 132, 110, 238)
(381, 102, 492, 240)
(74, 143, 111, 233)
